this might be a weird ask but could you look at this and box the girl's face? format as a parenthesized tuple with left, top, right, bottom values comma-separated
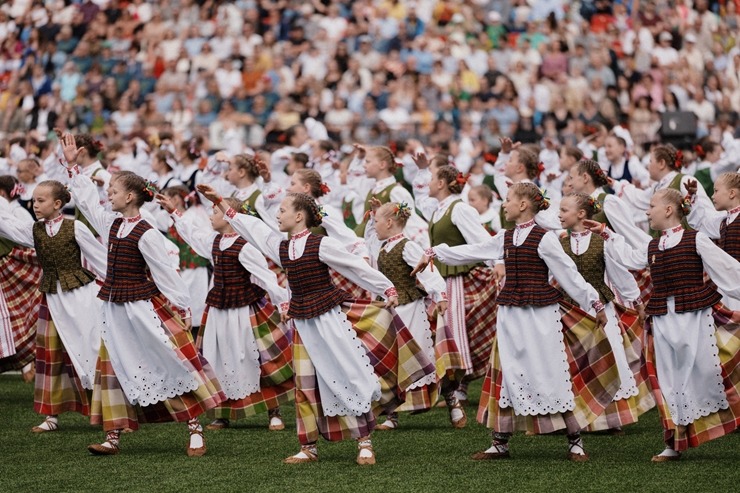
(288, 176, 310, 195)
(502, 190, 526, 222)
(648, 152, 667, 181)
(568, 166, 589, 193)
(209, 204, 229, 231)
(504, 150, 521, 179)
(374, 210, 397, 241)
(276, 197, 301, 233)
(712, 180, 737, 211)
(646, 196, 672, 230)
(107, 178, 134, 212)
(467, 190, 489, 215)
(559, 150, 575, 171)
(32, 185, 62, 221)
(558, 196, 583, 230)
(428, 168, 445, 199)
(363, 150, 383, 179)
(152, 157, 165, 174)
(224, 161, 245, 185)
(604, 137, 624, 162)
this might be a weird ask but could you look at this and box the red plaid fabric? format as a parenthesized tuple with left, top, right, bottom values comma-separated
(90, 295, 226, 431)
(644, 303, 740, 451)
(463, 266, 498, 380)
(329, 269, 373, 300)
(33, 297, 91, 416)
(294, 300, 435, 444)
(632, 268, 653, 303)
(587, 304, 655, 431)
(267, 258, 288, 288)
(0, 247, 42, 372)
(197, 299, 294, 420)
(477, 301, 620, 434)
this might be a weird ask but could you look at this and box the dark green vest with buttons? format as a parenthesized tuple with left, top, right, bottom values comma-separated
(32, 219, 96, 294)
(354, 183, 397, 237)
(429, 200, 482, 278)
(377, 238, 426, 305)
(559, 233, 615, 304)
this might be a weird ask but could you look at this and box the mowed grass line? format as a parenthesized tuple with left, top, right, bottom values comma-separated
(0, 375, 737, 493)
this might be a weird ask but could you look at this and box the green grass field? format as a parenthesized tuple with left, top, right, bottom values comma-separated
(1, 375, 737, 493)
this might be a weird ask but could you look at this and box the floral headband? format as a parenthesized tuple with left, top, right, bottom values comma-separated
(533, 187, 550, 208)
(316, 205, 328, 222)
(694, 144, 705, 158)
(587, 195, 603, 213)
(393, 202, 411, 218)
(240, 202, 258, 216)
(142, 180, 158, 198)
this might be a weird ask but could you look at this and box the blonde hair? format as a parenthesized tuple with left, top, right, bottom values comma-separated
(376, 202, 412, 227)
(717, 172, 740, 190)
(509, 182, 550, 211)
(655, 188, 690, 217)
(369, 146, 400, 173)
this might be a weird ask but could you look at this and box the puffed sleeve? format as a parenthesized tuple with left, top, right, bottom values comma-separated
(138, 228, 191, 316)
(601, 228, 649, 271)
(434, 231, 504, 265)
(171, 211, 218, 260)
(318, 235, 395, 298)
(225, 210, 284, 267)
(602, 194, 653, 249)
(697, 232, 740, 299)
(686, 195, 724, 239)
(604, 247, 642, 303)
(321, 204, 368, 256)
(403, 240, 447, 302)
(538, 231, 600, 312)
(411, 168, 438, 221)
(450, 200, 492, 244)
(74, 221, 107, 278)
(0, 210, 34, 247)
(255, 192, 282, 234)
(238, 242, 289, 307)
(69, 169, 118, 241)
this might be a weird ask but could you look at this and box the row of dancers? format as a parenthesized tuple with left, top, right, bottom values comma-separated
(0, 131, 738, 464)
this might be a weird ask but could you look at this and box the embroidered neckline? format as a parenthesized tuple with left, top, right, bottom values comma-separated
(728, 205, 740, 215)
(123, 215, 141, 223)
(661, 225, 683, 236)
(515, 218, 536, 230)
(571, 230, 591, 238)
(44, 214, 64, 225)
(292, 229, 310, 240)
(386, 233, 405, 244)
(222, 232, 239, 238)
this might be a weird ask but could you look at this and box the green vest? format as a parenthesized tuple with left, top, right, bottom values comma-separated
(0, 237, 17, 258)
(649, 173, 691, 238)
(592, 192, 613, 230)
(429, 200, 482, 278)
(481, 174, 501, 200)
(32, 219, 96, 294)
(237, 189, 263, 219)
(166, 226, 210, 270)
(559, 233, 615, 304)
(354, 183, 396, 236)
(694, 168, 714, 197)
(341, 198, 358, 230)
(377, 238, 426, 305)
(310, 225, 327, 236)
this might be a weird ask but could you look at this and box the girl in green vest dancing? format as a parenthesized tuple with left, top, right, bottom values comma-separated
(584, 188, 740, 461)
(414, 182, 614, 462)
(61, 133, 225, 457)
(0, 180, 106, 434)
(0, 175, 42, 383)
(416, 164, 498, 404)
(366, 200, 467, 430)
(558, 193, 654, 434)
(197, 184, 434, 465)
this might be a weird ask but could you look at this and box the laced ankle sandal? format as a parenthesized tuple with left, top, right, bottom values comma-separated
(283, 445, 318, 464)
(356, 438, 375, 466)
(447, 399, 467, 429)
(471, 441, 510, 460)
(88, 431, 120, 456)
(375, 413, 398, 431)
(31, 416, 58, 433)
(187, 423, 207, 457)
(567, 436, 589, 462)
(651, 448, 681, 463)
(268, 408, 285, 431)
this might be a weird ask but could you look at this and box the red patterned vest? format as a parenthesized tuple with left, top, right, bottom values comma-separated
(97, 218, 161, 302)
(206, 235, 266, 309)
(496, 225, 563, 307)
(719, 218, 740, 262)
(279, 233, 351, 319)
(646, 230, 722, 316)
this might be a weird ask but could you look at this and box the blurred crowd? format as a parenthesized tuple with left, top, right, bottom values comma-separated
(1, 0, 740, 168)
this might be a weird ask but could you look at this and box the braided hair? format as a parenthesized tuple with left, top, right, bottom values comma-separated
(113, 170, 156, 207)
(565, 192, 602, 219)
(37, 180, 71, 206)
(436, 164, 467, 194)
(509, 182, 550, 212)
(369, 146, 400, 173)
(287, 192, 323, 228)
(293, 169, 329, 198)
(652, 144, 682, 171)
(575, 159, 610, 187)
(655, 188, 691, 218)
(377, 202, 412, 227)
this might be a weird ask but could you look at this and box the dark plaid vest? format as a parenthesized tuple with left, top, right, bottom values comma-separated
(497, 225, 563, 307)
(206, 235, 266, 309)
(98, 218, 161, 302)
(33, 219, 96, 294)
(559, 233, 615, 304)
(646, 230, 722, 316)
(279, 233, 351, 319)
(719, 218, 740, 262)
(377, 238, 426, 306)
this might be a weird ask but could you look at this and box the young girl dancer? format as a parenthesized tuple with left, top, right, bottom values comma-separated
(416, 164, 498, 404)
(585, 188, 740, 461)
(467, 184, 501, 234)
(366, 200, 465, 430)
(685, 172, 740, 309)
(415, 183, 615, 461)
(0, 180, 105, 433)
(0, 175, 42, 381)
(157, 193, 293, 432)
(558, 193, 654, 433)
(61, 134, 225, 457)
(197, 184, 434, 465)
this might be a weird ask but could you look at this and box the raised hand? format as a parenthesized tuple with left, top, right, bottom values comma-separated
(684, 178, 698, 197)
(410, 254, 432, 276)
(499, 137, 521, 154)
(582, 219, 606, 234)
(352, 143, 366, 159)
(256, 157, 271, 183)
(59, 131, 82, 166)
(196, 184, 221, 203)
(155, 193, 176, 213)
(369, 196, 382, 212)
(411, 152, 430, 169)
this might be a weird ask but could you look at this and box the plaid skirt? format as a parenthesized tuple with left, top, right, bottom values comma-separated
(477, 301, 620, 434)
(197, 299, 294, 420)
(645, 303, 740, 451)
(330, 269, 372, 300)
(267, 258, 288, 288)
(587, 304, 655, 431)
(294, 300, 435, 444)
(633, 268, 653, 303)
(34, 297, 91, 417)
(0, 248, 42, 372)
(396, 302, 465, 412)
(90, 295, 225, 431)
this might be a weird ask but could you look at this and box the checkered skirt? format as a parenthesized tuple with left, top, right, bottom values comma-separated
(197, 298, 294, 420)
(294, 300, 435, 444)
(645, 303, 740, 451)
(329, 269, 373, 300)
(477, 301, 620, 434)
(90, 295, 226, 431)
(33, 296, 91, 416)
(462, 266, 498, 380)
(0, 247, 42, 372)
(587, 304, 655, 431)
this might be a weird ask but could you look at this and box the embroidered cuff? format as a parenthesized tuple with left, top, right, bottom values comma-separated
(170, 209, 183, 218)
(176, 307, 192, 320)
(424, 247, 436, 259)
(64, 162, 80, 177)
(279, 301, 290, 314)
(598, 225, 611, 241)
(384, 287, 398, 298)
(225, 207, 237, 219)
(592, 300, 605, 313)
(439, 291, 448, 301)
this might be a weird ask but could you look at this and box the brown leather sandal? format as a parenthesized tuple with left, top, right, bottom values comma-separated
(283, 446, 318, 464)
(187, 428, 207, 457)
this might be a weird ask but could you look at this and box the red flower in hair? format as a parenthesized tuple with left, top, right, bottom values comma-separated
(394, 158, 404, 168)
(320, 182, 331, 194)
(93, 139, 104, 151)
(455, 172, 469, 185)
(694, 144, 705, 158)
(483, 152, 497, 163)
(536, 162, 545, 177)
(675, 150, 684, 169)
(389, 142, 398, 154)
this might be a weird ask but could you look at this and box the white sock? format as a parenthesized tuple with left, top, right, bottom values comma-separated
(454, 390, 468, 401)
(36, 415, 58, 431)
(568, 438, 586, 455)
(270, 416, 284, 426)
(358, 439, 373, 458)
(381, 419, 397, 429)
(292, 445, 317, 459)
(450, 408, 464, 422)
(188, 421, 204, 449)
(657, 447, 680, 458)
(483, 442, 509, 454)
